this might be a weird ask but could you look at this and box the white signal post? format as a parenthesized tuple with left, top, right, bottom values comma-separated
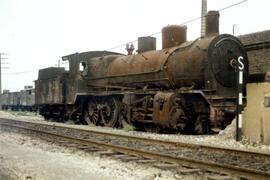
(236, 56, 244, 141)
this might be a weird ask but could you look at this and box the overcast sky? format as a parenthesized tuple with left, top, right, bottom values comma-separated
(0, 0, 269, 92)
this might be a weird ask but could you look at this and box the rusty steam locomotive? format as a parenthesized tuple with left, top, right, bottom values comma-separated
(35, 11, 248, 133)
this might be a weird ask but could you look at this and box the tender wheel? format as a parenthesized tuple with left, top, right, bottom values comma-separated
(100, 97, 120, 127)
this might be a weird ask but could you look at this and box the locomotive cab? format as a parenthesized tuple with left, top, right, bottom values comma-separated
(80, 61, 88, 77)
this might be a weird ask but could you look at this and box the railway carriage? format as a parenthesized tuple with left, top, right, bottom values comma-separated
(19, 86, 36, 111)
(1, 90, 11, 110)
(0, 86, 36, 111)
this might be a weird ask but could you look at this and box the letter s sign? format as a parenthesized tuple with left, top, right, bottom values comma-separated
(238, 56, 244, 70)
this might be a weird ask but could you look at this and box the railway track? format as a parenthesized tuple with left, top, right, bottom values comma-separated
(0, 118, 270, 179)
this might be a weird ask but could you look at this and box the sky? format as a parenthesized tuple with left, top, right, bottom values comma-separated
(0, 0, 269, 92)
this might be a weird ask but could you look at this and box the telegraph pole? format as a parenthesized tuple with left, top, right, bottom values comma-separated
(0, 54, 1, 95)
(0, 53, 8, 109)
(0, 53, 8, 94)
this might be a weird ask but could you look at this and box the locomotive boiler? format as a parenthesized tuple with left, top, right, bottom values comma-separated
(36, 11, 248, 133)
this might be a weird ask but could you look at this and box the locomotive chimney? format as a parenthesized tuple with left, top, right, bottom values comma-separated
(162, 25, 187, 49)
(205, 11, 219, 36)
(137, 36, 156, 53)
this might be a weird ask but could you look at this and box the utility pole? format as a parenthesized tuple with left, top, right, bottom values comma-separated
(0, 53, 8, 94)
(201, 0, 207, 37)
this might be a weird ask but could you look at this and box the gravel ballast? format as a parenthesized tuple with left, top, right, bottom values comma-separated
(1, 110, 269, 154)
(0, 110, 270, 179)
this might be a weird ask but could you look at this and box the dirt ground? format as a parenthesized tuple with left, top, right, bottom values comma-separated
(0, 130, 189, 180)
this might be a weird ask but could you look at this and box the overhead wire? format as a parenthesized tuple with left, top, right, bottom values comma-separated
(3, 69, 39, 75)
(4, 0, 248, 75)
(105, 0, 248, 51)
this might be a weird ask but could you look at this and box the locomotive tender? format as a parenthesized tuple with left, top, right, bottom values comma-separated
(35, 11, 248, 133)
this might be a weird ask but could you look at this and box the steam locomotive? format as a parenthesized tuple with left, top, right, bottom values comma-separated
(35, 11, 248, 133)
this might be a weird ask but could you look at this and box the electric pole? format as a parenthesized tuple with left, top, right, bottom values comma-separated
(0, 53, 8, 94)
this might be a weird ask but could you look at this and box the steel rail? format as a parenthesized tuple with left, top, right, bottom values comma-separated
(0, 121, 269, 179)
(1, 118, 269, 159)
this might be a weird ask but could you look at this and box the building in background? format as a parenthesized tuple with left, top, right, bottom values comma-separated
(239, 30, 270, 82)
(239, 30, 270, 144)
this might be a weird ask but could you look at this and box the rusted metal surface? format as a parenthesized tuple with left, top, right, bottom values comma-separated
(35, 67, 65, 105)
(86, 36, 214, 90)
(153, 92, 182, 129)
(32, 12, 249, 133)
(62, 51, 123, 104)
(37, 67, 65, 80)
(62, 51, 123, 80)
(84, 96, 120, 127)
(205, 11, 219, 37)
(137, 36, 156, 53)
(32, 31, 248, 133)
(81, 33, 247, 132)
(34, 51, 123, 120)
(162, 25, 187, 49)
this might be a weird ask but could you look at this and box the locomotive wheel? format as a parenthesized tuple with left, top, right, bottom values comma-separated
(100, 97, 119, 127)
(84, 100, 99, 125)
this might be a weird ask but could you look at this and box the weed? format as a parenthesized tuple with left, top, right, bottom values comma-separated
(122, 121, 134, 132)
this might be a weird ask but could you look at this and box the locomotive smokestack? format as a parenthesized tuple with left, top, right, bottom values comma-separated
(162, 25, 187, 49)
(205, 11, 220, 36)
